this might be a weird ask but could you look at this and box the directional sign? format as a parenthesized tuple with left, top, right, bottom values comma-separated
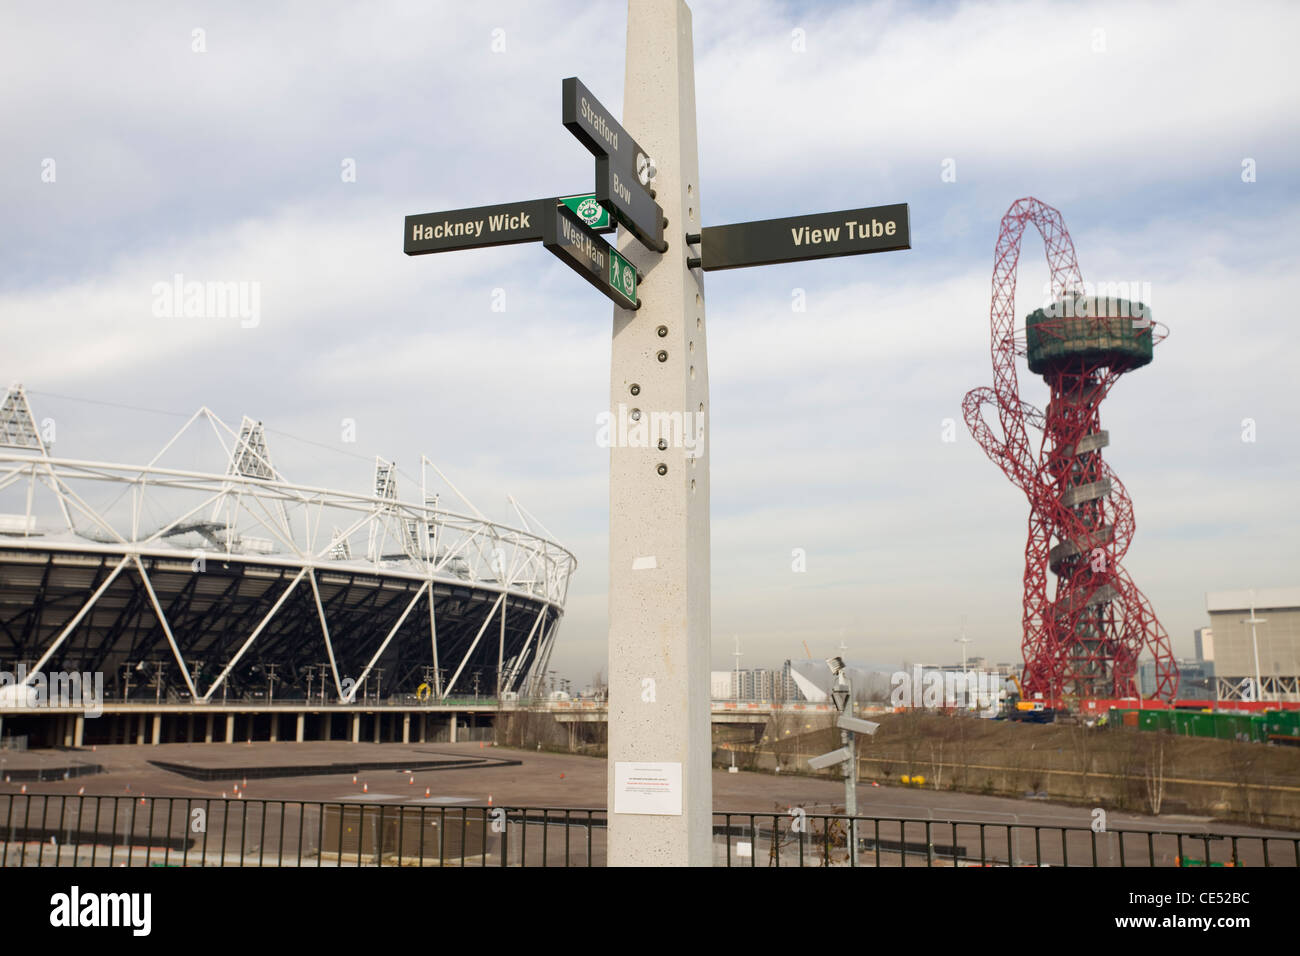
(837, 715, 880, 736)
(596, 155, 666, 252)
(698, 203, 910, 271)
(562, 76, 647, 174)
(807, 746, 852, 770)
(404, 195, 611, 256)
(542, 201, 639, 310)
(562, 76, 667, 253)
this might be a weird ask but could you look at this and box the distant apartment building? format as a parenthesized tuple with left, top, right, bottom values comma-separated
(779, 660, 803, 701)
(1142, 657, 1216, 700)
(1195, 627, 1214, 662)
(709, 661, 805, 701)
(709, 669, 754, 699)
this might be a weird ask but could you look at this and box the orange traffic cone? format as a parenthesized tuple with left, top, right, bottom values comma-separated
(19, 784, 26, 794)
(362, 782, 368, 793)
(409, 775, 415, 785)
(352, 775, 357, 784)
(78, 786, 85, 795)
(424, 787, 431, 797)
(487, 794, 493, 806)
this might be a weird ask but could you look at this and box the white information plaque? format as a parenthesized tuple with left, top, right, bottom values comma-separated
(612, 761, 683, 816)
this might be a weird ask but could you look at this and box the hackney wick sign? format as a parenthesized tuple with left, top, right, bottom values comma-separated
(404, 194, 611, 256)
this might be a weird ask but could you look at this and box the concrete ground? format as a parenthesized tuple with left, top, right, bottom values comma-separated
(3, 742, 1297, 866)
(1, 740, 1295, 840)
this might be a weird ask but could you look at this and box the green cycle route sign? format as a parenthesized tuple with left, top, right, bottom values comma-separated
(559, 194, 612, 231)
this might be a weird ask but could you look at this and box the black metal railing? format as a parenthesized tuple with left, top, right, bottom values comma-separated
(715, 812, 1300, 868)
(1, 794, 1296, 867)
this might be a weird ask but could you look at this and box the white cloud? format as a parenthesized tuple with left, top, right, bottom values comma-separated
(1, 0, 1296, 684)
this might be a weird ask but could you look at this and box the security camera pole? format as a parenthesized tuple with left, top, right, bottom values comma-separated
(838, 671, 857, 825)
(830, 658, 856, 848)
(811, 656, 879, 862)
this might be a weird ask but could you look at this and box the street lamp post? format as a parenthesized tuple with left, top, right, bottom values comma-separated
(955, 617, 971, 672)
(1243, 591, 1267, 702)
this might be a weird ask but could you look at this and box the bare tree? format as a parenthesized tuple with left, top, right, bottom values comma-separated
(1223, 740, 1259, 824)
(949, 718, 971, 790)
(927, 726, 949, 791)
(898, 708, 927, 780)
(1069, 720, 1097, 802)
(1141, 735, 1167, 816)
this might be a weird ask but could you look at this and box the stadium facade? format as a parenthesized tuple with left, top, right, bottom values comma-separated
(0, 385, 576, 721)
(1206, 588, 1300, 703)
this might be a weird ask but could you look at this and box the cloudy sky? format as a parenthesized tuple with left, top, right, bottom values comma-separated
(3, 0, 1297, 684)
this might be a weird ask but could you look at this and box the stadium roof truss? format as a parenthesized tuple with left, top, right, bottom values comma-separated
(0, 385, 575, 703)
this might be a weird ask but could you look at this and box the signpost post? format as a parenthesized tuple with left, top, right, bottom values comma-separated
(402, 0, 910, 866)
(603, 0, 710, 867)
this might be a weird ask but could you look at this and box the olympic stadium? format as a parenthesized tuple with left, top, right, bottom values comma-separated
(0, 384, 575, 741)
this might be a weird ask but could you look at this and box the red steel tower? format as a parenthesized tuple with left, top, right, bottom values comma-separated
(963, 198, 1178, 702)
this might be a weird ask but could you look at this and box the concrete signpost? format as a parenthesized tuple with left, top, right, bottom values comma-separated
(403, 0, 910, 866)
